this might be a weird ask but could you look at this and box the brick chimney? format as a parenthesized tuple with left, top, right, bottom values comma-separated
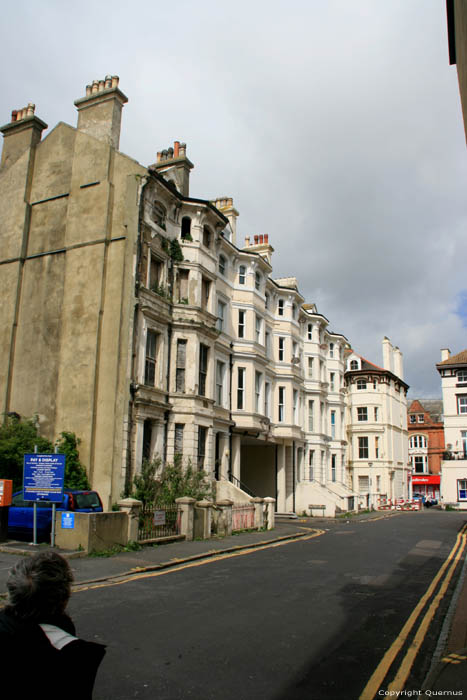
(441, 348, 451, 361)
(151, 141, 194, 196)
(0, 103, 48, 169)
(74, 75, 128, 150)
(242, 233, 274, 264)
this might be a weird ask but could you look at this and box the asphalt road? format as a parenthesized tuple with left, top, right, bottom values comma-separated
(68, 511, 467, 700)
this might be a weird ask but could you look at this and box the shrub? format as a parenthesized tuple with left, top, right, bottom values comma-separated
(132, 454, 212, 506)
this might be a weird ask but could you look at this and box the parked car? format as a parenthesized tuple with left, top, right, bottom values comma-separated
(7, 489, 103, 540)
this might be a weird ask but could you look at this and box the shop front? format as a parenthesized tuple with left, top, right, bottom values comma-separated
(411, 474, 440, 501)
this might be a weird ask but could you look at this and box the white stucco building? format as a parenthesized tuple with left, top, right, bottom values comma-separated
(344, 338, 410, 508)
(437, 348, 467, 508)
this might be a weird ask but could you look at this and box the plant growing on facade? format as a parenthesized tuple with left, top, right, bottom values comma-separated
(55, 431, 91, 490)
(132, 454, 212, 506)
(169, 238, 184, 262)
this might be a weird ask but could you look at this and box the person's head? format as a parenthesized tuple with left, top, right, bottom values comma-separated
(6, 551, 73, 621)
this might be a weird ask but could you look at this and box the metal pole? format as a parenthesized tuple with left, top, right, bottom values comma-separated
(32, 444, 38, 545)
(51, 444, 58, 547)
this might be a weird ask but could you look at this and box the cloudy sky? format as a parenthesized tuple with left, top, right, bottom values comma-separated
(1, 0, 466, 397)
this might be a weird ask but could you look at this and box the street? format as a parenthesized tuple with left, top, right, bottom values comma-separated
(65, 510, 467, 700)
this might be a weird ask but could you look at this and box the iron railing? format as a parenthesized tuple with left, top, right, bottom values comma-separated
(138, 502, 180, 540)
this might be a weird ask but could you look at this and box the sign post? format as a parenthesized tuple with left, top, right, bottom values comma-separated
(23, 453, 65, 546)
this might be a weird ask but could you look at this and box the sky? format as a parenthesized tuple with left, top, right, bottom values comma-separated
(1, 0, 466, 398)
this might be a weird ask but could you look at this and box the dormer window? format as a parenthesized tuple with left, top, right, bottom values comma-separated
(219, 255, 227, 276)
(181, 216, 192, 240)
(350, 360, 359, 371)
(203, 226, 212, 248)
(152, 201, 166, 230)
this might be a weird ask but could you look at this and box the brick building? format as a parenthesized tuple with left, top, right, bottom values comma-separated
(407, 399, 444, 501)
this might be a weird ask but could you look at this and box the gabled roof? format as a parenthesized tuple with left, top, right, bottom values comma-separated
(437, 349, 467, 366)
(408, 399, 444, 423)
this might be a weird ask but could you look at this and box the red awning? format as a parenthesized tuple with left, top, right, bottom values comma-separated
(412, 475, 440, 485)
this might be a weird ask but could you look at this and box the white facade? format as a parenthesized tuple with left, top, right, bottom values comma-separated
(344, 338, 409, 508)
(437, 349, 467, 509)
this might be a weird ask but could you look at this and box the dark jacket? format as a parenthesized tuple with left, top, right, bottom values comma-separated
(0, 608, 106, 699)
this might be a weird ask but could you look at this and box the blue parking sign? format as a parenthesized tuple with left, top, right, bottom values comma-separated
(23, 454, 65, 502)
(61, 512, 75, 529)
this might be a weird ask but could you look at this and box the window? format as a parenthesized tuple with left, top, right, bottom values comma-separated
(307, 324, 313, 340)
(265, 292, 270, 309)
(292, 304, 297, 320)
(293, 389, 298, 423)
(308, 400, 314, 432)
(177, 269, 189, 302)
(417, 414, 424, 423)
(375, 436, 379, 458)
(376, 475, 381, 493)
(278, 299, 284, 316)
(457, 370, 467, 384)
(197, 426, 207, 470)
(374, 407, 379, 421)
(358, 475, 369, 493)
(255, 272, 261, 291)
(255, 372, 262, 413)
(175, 339, 186, 392)
(329, 343, 334, 358)
(237, 310, 246, 339)
(201, 277, 210, 310)
(462, 431, 467, 459)
(309, 450, 314, 480)
(409, 415, 416, 424)
(255, 315, 262, 344)
(217, 300, 226, 332)
(152, 201, 166, 229)
(292, 341, 298, 360)
(458, 480, 467, 501)
(308, 357, 314, 378)
(145, 330, 157, 386)
(350, 360, 359, 370)
(216, 361, 225, 405)
(219, 255, 227, 276)
(373, 380, 377, 390)
(357, 379, 367, 390)
(331, 411, 336, 439)
(181, 216, 191, 240)
(278, 337, 285, 362)
(412, 455, 427, 474)
(174, 424, 184, 456)
(237, 368, 245, 409)
(202, 226, 211, 248)
(264, 382, 270, 417)
(238, 265, 246, 284)
(330, 372, 335, 391)
(331, 454, 336, 482)
(199, 344, 209, 396)
(357, 407, 368, 422)
(409, 435, 427, 449)
(265, 331, 271, 358)
(278, 387, 285, 422)
(149, 254, 162, 291)
(457, 396, 467, 414)
(358, 437, 369, 459)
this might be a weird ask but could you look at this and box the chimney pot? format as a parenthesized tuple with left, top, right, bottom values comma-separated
(11, 110, 18, 122)
(157, 151, 162, 162)
(92, 81, 99, 94)
(86, 84, 92, 96)
(265, 234, 269, 243)
(245, 236, 250, 246)
(111, 75, 119, 88)
(174, 141, 180, 157)
(27, 103, 35, 117)
(254, 235, 259, 244)
(105, 75, 112, 89)
(259, 234, 264, 244)
(168, 147, 174, 157)
(99, 79, 105, 92)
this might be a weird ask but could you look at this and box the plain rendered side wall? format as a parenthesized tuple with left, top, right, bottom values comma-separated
(454, 0, 467, 145)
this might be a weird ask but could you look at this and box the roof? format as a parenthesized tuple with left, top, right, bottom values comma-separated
(408, 399, 444, 423)
(437, 349, 467, 366)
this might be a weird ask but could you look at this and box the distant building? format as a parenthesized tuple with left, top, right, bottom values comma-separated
(344, 338, 409, 508)
(407, 399, 444, 501)
(436, 348, 467, 508)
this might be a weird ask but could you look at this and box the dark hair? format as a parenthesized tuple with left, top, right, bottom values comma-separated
(6, 551, 73, 621)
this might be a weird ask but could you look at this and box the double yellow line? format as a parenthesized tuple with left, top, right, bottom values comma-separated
(360, 523, 467, 699)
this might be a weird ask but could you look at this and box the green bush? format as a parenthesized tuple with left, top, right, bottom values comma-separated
(132, 454, 212, 506)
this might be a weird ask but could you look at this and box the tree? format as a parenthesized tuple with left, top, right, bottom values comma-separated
(0, 415, 53, 490)
(132, 454, 212, 506)
(55, 431, 90, 490)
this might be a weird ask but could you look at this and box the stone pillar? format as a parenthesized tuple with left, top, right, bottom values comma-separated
(231, 435, 241, 483)
(134, 417, 145, 474)
(118, 498, 142, 544)
(251, 497, 264, 530)
(175, 497, 196, 541)
(195, 500, 213, 539)
(276, 444, 286, 512)
(220, 433, 230, 480)
(216, 499, 233, 536)
(263, 497, 276, 530)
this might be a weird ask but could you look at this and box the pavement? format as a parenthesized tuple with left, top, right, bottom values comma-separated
(1, 509, 466, 695)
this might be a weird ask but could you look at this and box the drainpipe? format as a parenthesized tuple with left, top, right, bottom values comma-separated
(293, 440, 296, 513)
(228, 342, 233, 480)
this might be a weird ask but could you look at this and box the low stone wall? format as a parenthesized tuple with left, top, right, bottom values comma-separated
(54, 511, 128, 553)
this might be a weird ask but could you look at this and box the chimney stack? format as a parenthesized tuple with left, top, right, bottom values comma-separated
(441, 348, 451, 362)
(1, 102, 47, 169)
(151, 141, 193, 196)
(74, 75, 128, 150)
